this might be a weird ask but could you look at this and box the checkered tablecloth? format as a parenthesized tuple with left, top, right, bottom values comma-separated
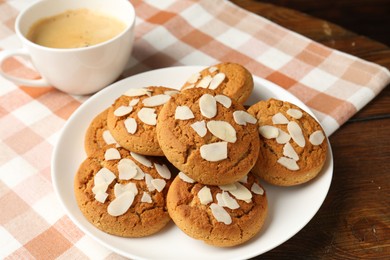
(1, 0, 389, 259)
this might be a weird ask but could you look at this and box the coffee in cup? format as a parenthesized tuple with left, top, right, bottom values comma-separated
(27, 9, 127, 49)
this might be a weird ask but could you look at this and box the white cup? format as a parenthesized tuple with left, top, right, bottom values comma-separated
(0, 0, 135, 95)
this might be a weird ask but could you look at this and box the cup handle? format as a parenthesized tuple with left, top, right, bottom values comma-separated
(0, 48, 50, 87)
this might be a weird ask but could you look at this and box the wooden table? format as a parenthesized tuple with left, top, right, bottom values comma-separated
(231, 0, 390, 259)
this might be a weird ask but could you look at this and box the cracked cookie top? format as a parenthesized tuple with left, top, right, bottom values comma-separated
(74, 144, 176, 237)
(248, 98, 328, 186)
(156, 88, 260, 186)
(167, 171, 268, 247)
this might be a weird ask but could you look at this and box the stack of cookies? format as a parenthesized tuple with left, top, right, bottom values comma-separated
(75, 86, 179, 238)
(74, 62, 327, 247)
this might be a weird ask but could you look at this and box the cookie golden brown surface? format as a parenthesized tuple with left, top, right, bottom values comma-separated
(106, 86, 179, 156)
(167, 172, 268, 247)
(156, 88, 260, 186)
(74, 145, 175, 237)
(248, 98, 328, 186)
(84, 108, 119, 156)
(181, 62, 253, 104)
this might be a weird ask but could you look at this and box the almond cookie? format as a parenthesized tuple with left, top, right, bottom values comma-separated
(106, 86, 179, 156)
(156, 88, 260, 186)
(167, 171, 268, 247)
(181, 62, 253, 104)
(247, 98, 328, 186)
(74, 145, 175, 237)
(84, 109, 120, 156)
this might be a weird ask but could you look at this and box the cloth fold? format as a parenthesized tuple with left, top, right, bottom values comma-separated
(0, 0, 389, 259)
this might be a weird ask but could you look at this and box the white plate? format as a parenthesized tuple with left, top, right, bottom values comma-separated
(52, 66, 333, 260)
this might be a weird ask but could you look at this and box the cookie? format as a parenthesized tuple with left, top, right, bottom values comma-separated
(167, 171, 268, 247)
(156, 88, 260, 186)
(247, 98, 328, 186)
(181, 62, 253, 104)
(106, 86, 179, 156)
(84, 108, 119, 156)
(74, 145, 175, 237)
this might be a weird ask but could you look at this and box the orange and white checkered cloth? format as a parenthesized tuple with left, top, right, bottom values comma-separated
(1, 0, 389, 259)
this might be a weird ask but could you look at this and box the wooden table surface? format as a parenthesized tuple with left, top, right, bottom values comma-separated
(231, 0, 390, 259)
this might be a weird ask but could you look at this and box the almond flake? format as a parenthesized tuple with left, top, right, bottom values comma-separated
(276, 129, 291, 144)
(124, 88, 151, 97)
(309, 130, 325, 145)
(287, 108, 303, 119)
(259, 125, 279, 139)
(107, 191, 135, 216)
(287, 121, 305, 147)
(118, 158, 138, 180)
(138, 107, 157, 125)
(130, 152, 153, 168)
(114, 182, 138, 197)
(190, 120, 207, 137)
(164, 90, 180, 96)
(196, 75, 212, 88)
(141, 192, 153, 203)
(129, 99, 139, 107)
(208, 66, 218, 73)
(92, 182, 109, 196)
(216, 193, 226, 207)
(251, 183, 264, 195)
(219, 183, 237, 191)
(104, 148, 121, 161)
(272, 112, 289, 124)
(124, 118, 137, 134)
(187, 72, 200, 84)
(133, 167, 145, 180)
(228, 182, 252, 201)
(114, 105, 133, 117)
(215, 95, 231, 108)
(154, 163, 171, 179)
(119, 157, 145, 180)
(283, 142, 299, 161)
(222, 191, 240, 209)
(207, 120, 237, 143)
(142, 94, 171, 107)
(101, 141, 116, 150)
(182, 84, 195, 90)
(233, 111, 257, 125)
(200, 142, 228, 162)
(198, 186, 213, 205)
(102, 130, 117, 145)
(95, 192, 108, 203)
(175, 106, 195, 120)
(209, 73, 226, 90)
(238, 175, 248, 184)
(144, 173, 155, 192)
(277, 157, 299, 170)
(94, 168, 116, 186)
(210, 203, 232, 225)
(151, 179, 166, 192)
(178, 172, 195, 183)
(199, 94, 217, 119)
